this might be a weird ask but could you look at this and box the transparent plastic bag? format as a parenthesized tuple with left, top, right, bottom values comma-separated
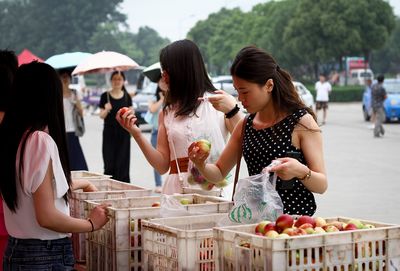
(187, 98, 232, 192)
(229, 161, 284, 224)
(159, 194, 192, 218)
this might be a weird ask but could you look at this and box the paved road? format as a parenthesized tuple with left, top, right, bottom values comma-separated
(80, 102, 400, 224)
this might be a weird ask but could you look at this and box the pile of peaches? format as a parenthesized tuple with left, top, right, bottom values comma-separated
(254, 214, 376, 238)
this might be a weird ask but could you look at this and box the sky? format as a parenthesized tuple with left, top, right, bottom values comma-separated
(121, 0, 400, 42)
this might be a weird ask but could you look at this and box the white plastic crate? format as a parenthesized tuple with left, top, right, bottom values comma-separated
(213, 217, 400, 271)
(85, 194, 233, 271)
(71, 170, 111, 180)
(70, 178, 152, 263)
(142, 213, 231, 271)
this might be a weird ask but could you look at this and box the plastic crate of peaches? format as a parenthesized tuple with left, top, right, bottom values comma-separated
(213, 214, 400, 270)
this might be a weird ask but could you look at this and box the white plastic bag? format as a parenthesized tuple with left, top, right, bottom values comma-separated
(187, 98, 232, 193)
(159, 194, 191, 218)
(229, 163, 284, 224)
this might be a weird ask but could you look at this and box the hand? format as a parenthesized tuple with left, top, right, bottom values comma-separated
(82, 181, 98, 192)
(104, 102, 112, 112)
(204, 90, 237, 114)
(116, 107, 140, 135)
(268, 157, 307, 181)
(188, 142, 209, 168)
(88, 203, 110, 231)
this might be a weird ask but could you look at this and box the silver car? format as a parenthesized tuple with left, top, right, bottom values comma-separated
(293, 81, 315, 109)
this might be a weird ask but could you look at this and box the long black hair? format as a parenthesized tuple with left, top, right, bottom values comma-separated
(0, 49, 18, 112)
(231, 46, 316, 120)
(160, 39, 216, 116)
(0, 62, 71, 211)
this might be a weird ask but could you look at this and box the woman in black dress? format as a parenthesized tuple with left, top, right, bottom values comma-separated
(188, 46, 328, 216)
(99, 71, 132, 182)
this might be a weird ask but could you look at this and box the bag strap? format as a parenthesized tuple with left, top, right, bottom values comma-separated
(231, 114, 249, 200)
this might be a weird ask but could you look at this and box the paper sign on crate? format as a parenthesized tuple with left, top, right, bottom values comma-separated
(85, 194, 233, 271)
(70, 178, 152, 263)
(213, 217, 400, 271)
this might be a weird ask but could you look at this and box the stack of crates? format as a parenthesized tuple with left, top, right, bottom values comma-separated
(213, 217, 400, 270)
(70, 174, 152, 263)
(141, 213, 231, 270)
(85, 194, 233, 271)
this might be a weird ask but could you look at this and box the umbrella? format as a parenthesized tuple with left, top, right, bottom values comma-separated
(45, 52, 92, 70)
(72, 51, 139, 75)
(18, 49, 43, 66)
(143, 62, 161, 83)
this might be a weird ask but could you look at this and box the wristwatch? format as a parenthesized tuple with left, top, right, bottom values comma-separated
(225, 104, 240, 119)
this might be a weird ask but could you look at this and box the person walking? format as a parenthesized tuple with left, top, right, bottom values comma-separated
(99, 71, 133, 182)
(188, 46, 328, 216)
(59, 69, 88, 171)
(146, 77, 168, 193)
(315, 74, 332, 125)
(365, 78, 375, 129)
(0, 62, 109, 270)
(371, 75, 387, 138)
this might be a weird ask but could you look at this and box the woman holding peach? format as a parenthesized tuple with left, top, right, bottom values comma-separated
(116, 39, 243, 195)
(188, 46, 328, 215)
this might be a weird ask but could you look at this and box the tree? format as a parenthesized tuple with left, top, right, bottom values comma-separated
(0, 0, 126, 58)
(371, 18, 400, 74)
(188, 8, 250, 75)
(283, 0, 395, 79)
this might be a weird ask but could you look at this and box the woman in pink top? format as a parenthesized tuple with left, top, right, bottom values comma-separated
(117, 39, 243, 197)
(0, 62, 109, 270)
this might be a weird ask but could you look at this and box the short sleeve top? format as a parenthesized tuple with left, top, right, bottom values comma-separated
(3, 131, 70, 240)
(242, 109, 316, 215)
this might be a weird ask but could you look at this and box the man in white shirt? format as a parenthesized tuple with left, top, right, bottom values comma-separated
(315, 74, 332, 125)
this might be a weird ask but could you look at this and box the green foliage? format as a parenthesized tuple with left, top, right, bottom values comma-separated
(188, 0, 397, 81)
(0, 1, 169, 67)
(307, 84, 364, 102)
(371, 18, 400, 74)
(0, 0, 126, 58)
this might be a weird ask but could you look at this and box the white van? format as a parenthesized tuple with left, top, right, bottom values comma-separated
(349, 69, 374, 85)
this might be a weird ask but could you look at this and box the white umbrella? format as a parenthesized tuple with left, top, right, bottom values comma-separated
(72, 51, 139, 75)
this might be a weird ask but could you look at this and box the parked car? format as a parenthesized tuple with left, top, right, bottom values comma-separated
(212, 75, 236, 96)
(132, 82, 157, 125)
(349, 68, 374, 86)
(293, 81, 315, 109)
(362, 78, 400, 122)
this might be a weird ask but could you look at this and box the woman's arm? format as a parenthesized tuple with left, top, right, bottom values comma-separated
(206, 90, 244, 133)
(116, 108, 170, 174)
(148, 93, 164, 113)
(189, 117, 245, 183)
(270, 114, 328, 194)
(33, 160, 109, 233)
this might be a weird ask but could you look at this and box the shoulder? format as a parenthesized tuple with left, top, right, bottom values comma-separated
(24, 131, 56, 164)
(298, 113, 319, 130)
(26, 131, 55, 151)
(27, 130, 53, 144)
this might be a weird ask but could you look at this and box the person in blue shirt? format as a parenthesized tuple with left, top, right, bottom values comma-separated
(147, 77, 168, 192)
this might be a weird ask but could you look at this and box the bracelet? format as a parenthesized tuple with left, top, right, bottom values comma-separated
(299, 168, 311, 181)
(225, 104, 240, 119)
(87, 218, 94, 232)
